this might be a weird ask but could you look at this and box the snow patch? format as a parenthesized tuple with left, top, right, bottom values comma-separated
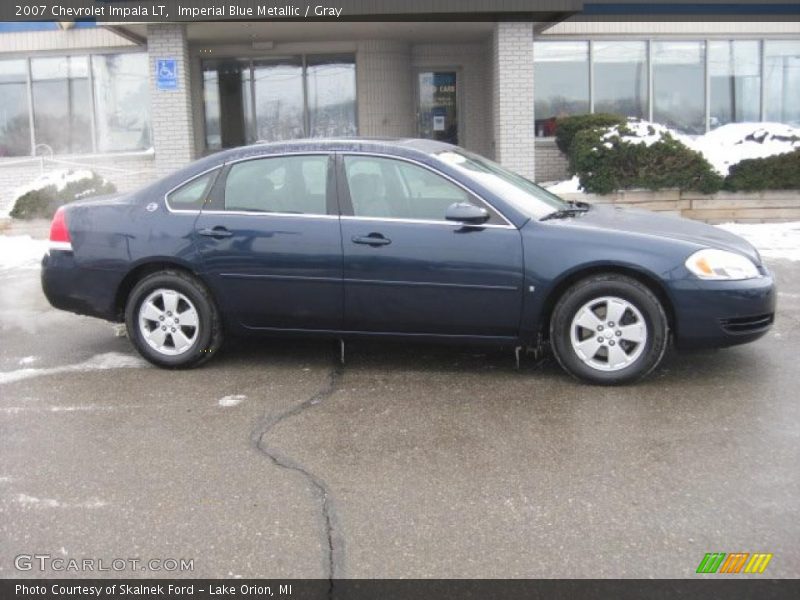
(716, 222, 800, 262)
(18, 356, 38, 366)
(545, 176, 583, 194)
(690, 122, 800, 176)
(15, 494, 108, 509)
(546, 121, 800, 194)
(602, 120, 690, 148)
(12, 168, 95, 200)
(0, 236, 48, 271)
(0, 352, 146, 385)
(219, 394, 247, 407)
(0, 405, 118, 414)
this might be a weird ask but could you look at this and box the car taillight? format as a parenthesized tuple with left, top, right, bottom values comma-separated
(49, 207, 73, 252)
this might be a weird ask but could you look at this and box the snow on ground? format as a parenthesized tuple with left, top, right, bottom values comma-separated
(0, 352, 146, 386)
(717, 221, 800, 262)
(0, 235, 47, 271)
(219, 394, 247, 407)
(15, 494, 108, 509)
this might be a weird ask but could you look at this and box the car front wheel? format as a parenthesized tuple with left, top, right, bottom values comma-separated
(125, 270, 222, 368)
(550, 274, 669, 384)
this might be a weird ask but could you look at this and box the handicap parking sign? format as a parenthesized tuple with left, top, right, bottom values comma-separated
(156, 58, 178, 90)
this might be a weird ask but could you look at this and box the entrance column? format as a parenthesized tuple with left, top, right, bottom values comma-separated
(147, 23, 196, 177)
(491, 22, 536, 180)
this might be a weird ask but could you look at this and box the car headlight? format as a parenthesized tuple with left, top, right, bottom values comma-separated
(685, 248, 759, 281)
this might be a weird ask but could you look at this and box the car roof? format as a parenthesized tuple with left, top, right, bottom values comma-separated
(211, 137, 456, 162)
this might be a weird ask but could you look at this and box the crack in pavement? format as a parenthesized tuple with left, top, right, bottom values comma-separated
(250, 355, 345, 581)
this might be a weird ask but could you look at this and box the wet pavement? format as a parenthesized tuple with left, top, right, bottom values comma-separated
(0, 245, 798, 578)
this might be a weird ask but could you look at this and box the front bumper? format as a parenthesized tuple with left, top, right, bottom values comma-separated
(669, 270, 776, 349)
(41, 250, 123, 321)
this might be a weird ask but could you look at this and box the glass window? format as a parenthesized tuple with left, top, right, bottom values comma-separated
(307, 55, 357, 137)
(534, 41, 589, 137)
(92, 53, 150, 152)
(0, 59, 31, 157)
(593, 41, 648, 119)
(224, 155, 329, 215)
(708, 41, 761, 128)
(202, 65, 222, 150)
(652, 41, 706, 134)
(31, 56, 92, 154)
(252, 58, 305, 142)
(344, 155, 485, 221)
(202, 54, 357, 148)
(167, 170, 218, 210)
(765, 41, 800, 126)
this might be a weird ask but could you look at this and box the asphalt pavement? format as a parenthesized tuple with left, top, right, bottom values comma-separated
(0, 236, 798, 579)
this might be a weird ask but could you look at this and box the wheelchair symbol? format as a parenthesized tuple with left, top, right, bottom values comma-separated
(156, 59, 178, 89)
(158, 62, 174, 79)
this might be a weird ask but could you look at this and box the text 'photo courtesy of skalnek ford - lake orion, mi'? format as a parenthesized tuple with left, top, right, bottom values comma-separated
(0, 1, 799, 599)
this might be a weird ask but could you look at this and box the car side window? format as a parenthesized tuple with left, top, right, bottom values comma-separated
(343, 155, 496, 222)
(223, 155, 329, 215)
(166, 170, 218, 210)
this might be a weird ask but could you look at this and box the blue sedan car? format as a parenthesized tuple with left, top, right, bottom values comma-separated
(41, 139, 775, 384)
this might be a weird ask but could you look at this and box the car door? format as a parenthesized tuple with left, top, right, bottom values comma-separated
(193, 153, 343, 331)
(338, 153, 523, 338)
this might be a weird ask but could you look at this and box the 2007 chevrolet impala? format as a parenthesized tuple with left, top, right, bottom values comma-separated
(41, 139, 775, 384)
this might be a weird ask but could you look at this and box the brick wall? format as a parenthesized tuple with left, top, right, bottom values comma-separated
(0, 154, 156, 218)
(491, 22, 535, 180)
(356, 40, 415, 137)
(146, 24, 196, 178)
(534, 140, 570, 183)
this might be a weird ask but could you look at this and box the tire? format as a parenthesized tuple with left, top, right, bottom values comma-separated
(549, 274, 668, 385)
(124, 269, 223, 368)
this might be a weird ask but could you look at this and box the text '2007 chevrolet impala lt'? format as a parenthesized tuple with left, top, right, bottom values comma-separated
(41, 139, 776, 384)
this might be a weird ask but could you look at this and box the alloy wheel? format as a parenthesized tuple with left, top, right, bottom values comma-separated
(138, 288, 200, 356)
(569, 296, 648, 372)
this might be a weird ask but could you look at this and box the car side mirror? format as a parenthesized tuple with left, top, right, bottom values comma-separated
(445, 202, 490, 225)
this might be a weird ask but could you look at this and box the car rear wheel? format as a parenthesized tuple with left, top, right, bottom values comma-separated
(125, 270, 222, 368)
(550, 274, 668, 384)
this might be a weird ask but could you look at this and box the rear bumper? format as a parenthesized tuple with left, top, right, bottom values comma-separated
(41, 251, 122, 321)
(669, 271, 776, 349)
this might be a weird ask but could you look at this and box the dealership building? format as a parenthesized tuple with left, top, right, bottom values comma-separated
(0, 1, 799, 214)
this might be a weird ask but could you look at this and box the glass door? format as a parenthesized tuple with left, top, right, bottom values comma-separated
(417, 71, 458, 145)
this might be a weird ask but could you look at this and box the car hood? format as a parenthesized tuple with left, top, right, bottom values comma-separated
(561, 204, 761, 264)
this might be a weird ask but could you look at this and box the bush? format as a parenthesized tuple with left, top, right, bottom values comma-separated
(10, 170, 116, 220)
(570, 124, 723, 195)
(724, 149, 800, 192)
(554, 113, 627, 155)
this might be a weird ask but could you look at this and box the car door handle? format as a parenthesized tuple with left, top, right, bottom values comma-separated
(352, 234, 391, 247)
(198, 227, 233, 239)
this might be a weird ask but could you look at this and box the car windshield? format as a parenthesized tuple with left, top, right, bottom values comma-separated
(434, 149, 568, 220)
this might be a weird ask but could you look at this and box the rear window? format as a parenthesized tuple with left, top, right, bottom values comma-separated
(166, 169, 218, 211)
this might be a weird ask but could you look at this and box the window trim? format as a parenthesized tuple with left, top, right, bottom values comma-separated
(336, 152, 516, 230)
